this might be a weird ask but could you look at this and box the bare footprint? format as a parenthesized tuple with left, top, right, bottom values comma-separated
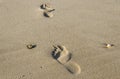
(43, 11, 54, 18)
(52, 45, 81, 75)
(40, 3, 55, 11)
(40, 3, 55, 18)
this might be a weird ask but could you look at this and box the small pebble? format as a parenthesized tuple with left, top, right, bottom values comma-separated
(27, 44, 37, 49)
(105, 44, 114, 48)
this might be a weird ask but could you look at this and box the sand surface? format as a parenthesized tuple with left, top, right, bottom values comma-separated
(0, 0, 120, 79)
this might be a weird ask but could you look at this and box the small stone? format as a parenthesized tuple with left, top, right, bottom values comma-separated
(105, 44, 114, 48)
(27, 44, 37, 49)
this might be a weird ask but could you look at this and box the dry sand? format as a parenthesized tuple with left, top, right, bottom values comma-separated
(0, 0, 120, 79)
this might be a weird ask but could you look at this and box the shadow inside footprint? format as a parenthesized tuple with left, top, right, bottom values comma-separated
(51, 50, 60, 60)
(67, 53, 72, 62)
(52, 50, 72, 62)
(51, 45, 72, 63)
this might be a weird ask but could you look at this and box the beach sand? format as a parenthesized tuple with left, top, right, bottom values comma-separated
(0, 0, 120, 79)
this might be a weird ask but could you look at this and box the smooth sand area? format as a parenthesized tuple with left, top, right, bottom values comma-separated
(0, 0, 120, 79)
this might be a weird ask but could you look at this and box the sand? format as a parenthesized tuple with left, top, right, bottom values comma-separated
(0, 0, 120, 79)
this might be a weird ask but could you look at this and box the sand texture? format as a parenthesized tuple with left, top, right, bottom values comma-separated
(0, 0, 120, 79)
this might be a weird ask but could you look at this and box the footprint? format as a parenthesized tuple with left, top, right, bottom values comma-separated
(52, 45, 81, 75)
(40, 3, 55, 11)
(43, 11, 54, 18)
(40, 3, 55, 18)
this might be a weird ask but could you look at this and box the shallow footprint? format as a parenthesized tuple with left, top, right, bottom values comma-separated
(52, 45, 81, 75)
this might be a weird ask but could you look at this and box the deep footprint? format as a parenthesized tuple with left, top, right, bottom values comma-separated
(52, 45, 81, 75)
